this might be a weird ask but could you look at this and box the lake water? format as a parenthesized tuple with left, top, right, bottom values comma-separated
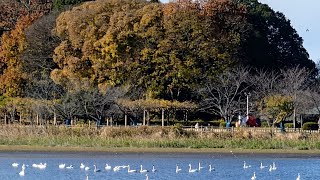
(0, 151, 319, 180)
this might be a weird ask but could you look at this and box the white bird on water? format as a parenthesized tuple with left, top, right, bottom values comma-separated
(113, 166, 120, 172)
(198, 162, 204, 171)
(94, 165, 101, 172)
(272, 162, 277, 170)
(260, 162, 267, 169)
(251, 172, 256, 180)
(12, 163, 19, 167)
(19, 165, 25, 176)
(80, 163, 85, 169)
(127, 165, 137, 173)
(269, 165, 272, 172)
(105, 164, 112, 170)
(296, 173, 300, 180)
(152, 165, 157, 172)
(59, 163, 66, 169)
(243, 161, 251, 169)
(145, 174, 149, 180)
(188, 164, 198, 173)
(209, 164, 215, 172)
(140, 165, 148, 173)
(38, 163, 47, 169)
(66, 165, 73, 169)
(175, 164, 181, 173)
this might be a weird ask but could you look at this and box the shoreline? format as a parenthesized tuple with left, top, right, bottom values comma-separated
(1, 145, 320, 157)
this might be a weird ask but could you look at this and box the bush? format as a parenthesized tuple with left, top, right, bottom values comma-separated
(261, 121, 269, 127)
(285, 123, 294, 128)
(302, 122, 319, 130)
(219, 121, 226, 128)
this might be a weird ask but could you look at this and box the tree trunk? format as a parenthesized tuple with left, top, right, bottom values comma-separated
(124, 113, 127, 127)
(143, 109, 146, 125)
(19, 113, 22, 125)
(4, 113, 7, 125)
(161, 108, 165, 127)
(53, 111, 57, 126)
(36, 113, 39, 125)
(146, 110, 150, 126)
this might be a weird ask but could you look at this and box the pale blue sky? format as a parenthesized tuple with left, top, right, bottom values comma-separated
(161, 0, 320, 62)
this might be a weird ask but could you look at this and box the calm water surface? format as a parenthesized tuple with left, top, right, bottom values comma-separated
(0, 151, 319, 180)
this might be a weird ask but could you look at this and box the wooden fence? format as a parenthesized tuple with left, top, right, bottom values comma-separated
(182, 126, 320, 134)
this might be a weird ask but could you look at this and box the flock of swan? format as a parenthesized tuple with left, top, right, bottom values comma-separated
(12, 161, 214, 179)
(243, 161, 301, 180)
(11, 161, 302, 179)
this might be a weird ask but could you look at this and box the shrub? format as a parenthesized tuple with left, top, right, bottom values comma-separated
(219, 121, 226, 128)
(302, 122, 318, 130)
(285, 123, 294, 128)
(261, 121, 269, 127)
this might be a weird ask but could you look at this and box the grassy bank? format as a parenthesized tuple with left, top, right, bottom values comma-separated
(0, 125, 319, 152)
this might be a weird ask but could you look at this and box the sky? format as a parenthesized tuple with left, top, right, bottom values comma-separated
(160, 0, 320, 62)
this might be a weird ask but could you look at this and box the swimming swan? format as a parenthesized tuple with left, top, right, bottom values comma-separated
(127, 165, 137, 173)
(251, 172, 256, 180)
(188, 164, 198, 173)
(176, 164, 181, 173)
(105, 164, 112, 170)
(94, 165, 101, 172)
(140, 165, 148, 173)
(152, 165, 157, 172)
(59, 164, 66, 169)
(209, 164, 215, 172)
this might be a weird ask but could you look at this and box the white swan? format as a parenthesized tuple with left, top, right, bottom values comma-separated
(59, 164, 66, 169)
(66, 165, 73, 169)
(12, 163, 19, 167)
(86, 174, 89, 180)
(127, 165, 137, 173)
(243, 161, 251, 169)
(80, 163, 85, 169)
(272, 162, 277, 170)
(188, 164, 198, 173)
(198, 162, 204, 171)
(140, 165, 148, 173)
(32, 163, 38, 168)
(19, 167, 25, 176)
(38, 163, 47, 169)
(145, 174, 149, 180)
(105, 164, 111, 170)
(152, 165, 157, 172)
(269, 165, 272, 172)
(209, 164, 215, 172)
(94, 165, 101, 172)
(85, 166, 90, 171)
(176, 164, 181, 173)
(260, 162, 267, 169)
(296, 173, 300, 180)
(113, 166, 120, 172)
(251, 172, 256, 180)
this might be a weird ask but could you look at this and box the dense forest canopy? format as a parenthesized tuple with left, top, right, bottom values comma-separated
(0, 0, 318, 125)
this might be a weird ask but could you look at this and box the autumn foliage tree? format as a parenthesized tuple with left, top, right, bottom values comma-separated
(0, 14, 40, 97)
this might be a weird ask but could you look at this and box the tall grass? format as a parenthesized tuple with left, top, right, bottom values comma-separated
(0, 125, 319, 150)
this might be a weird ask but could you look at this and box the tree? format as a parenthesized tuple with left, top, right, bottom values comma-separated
(198, 66, 250, 121)
(0, 0, 52, 37)
(0, 14, 41, 97)
(259, 95, 294, 127)
(279, 66, 312, 128)
(237, 0, 316, 73)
